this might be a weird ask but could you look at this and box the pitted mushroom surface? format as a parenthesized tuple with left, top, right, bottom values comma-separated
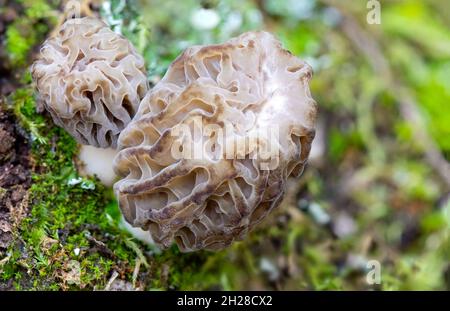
(114, 31, 317, 252)
(31, 17, 149, 148)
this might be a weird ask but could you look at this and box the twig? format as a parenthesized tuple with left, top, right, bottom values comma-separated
(132, 256, 141, 289)
(104, 270, 119, 291)
(124, 238, 149, 268)
(0, 253, 12, 267)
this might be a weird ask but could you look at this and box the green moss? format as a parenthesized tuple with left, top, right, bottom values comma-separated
(3, 87, 138, 289)
(5, 24, 34, 67)
(5, 0, 56, 68)
(10, 88, 47, 144)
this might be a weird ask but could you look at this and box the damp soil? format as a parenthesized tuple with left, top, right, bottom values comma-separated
(0, 105, 31, 251)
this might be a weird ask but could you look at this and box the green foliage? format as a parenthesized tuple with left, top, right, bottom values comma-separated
(5, 0, 57, 67)
(383, 1, 450, 155)
(10, 88, 47, 144)
(5, 25, 33, 67)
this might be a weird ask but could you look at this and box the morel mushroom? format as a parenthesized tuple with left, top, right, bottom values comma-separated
(31, 17, 148, 148)
(114, 31, 317, 252)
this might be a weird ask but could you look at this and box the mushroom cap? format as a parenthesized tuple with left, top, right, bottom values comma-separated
(114, 31, 317, 252)
(31, 17, 149, 148)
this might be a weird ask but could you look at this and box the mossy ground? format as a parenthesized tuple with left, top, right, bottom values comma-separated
(0, 0, 449, 290)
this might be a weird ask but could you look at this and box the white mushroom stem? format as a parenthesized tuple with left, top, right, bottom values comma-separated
(78, 145, 157, 248)
(119, 216, 156, 247)
(78, 145, 118, 187)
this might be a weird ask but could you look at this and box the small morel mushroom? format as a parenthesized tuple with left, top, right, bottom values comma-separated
(31, 17, 149, 148)
(114, 31, 317, 252)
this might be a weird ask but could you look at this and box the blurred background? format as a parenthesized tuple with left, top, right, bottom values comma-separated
(0, 0, 448, 290)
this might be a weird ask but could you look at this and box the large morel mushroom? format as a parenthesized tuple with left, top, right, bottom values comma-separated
(114, 31, 317, 252)
(31, 17, 148, 148)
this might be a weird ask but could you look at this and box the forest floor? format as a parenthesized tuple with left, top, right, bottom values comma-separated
(0, 0, 449, 290)
(0, 106, 31, 252)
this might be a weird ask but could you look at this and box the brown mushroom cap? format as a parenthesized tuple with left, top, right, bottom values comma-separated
(114, 31, 317, 252)
(31, 17, 149, 148)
